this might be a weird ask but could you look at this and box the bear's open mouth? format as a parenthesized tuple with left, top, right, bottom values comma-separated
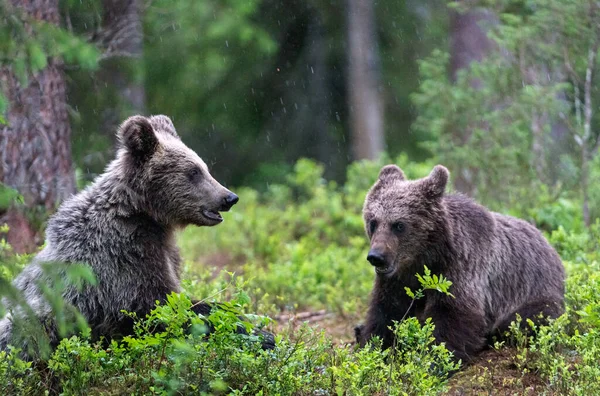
(375, 266, 393, 275)
(202, 209, 223, 223)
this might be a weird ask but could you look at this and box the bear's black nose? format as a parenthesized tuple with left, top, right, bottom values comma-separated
(221, 192, 239, 211)
(367, 250, 387, 268)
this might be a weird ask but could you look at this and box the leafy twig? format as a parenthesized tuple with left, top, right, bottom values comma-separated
(386, 266, 454, 393)
(192, 285, 231, 308)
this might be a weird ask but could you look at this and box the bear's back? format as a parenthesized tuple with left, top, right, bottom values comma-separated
(442, 194, 564, 326)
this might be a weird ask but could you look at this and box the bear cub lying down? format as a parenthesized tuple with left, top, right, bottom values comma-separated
(0, 115, 274, 354)
(356, 165, 565, 362)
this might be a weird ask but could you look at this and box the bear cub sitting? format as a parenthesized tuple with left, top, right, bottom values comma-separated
(0, 115, 274, 354)
(356, 164, 565, 362)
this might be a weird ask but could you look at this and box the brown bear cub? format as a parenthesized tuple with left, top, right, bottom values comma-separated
(0, 115, 273, 353)
(355, 164, 565, 362)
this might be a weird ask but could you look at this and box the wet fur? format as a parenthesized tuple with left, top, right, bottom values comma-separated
(357, 165, 565, 363)
(0, 115, 273, 354)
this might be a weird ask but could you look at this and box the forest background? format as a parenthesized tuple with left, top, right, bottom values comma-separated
(2, 0, 599, 251)
(2, 1, 600, 394)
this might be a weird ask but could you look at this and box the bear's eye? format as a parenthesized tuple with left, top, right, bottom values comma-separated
(369, 220, 378, 235)
(187, 167, 202, 182)
(392, 222, 406, 234)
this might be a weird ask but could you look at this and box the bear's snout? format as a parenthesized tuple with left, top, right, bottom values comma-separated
(220, 192, 239, 212)
(367, 249, 388, 268)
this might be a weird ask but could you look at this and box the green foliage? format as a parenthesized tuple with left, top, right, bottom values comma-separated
(178, 155, 434, 316)
(548, 222, 600, 264)
(411, 265, 454, 298)
(413, 0, 600, 222)
(523, 190, 583, 233)
(0, 260, 96, 360)
(0, 288, 457, 395)
(159, 159, 600, 394)
(413, 46, 546, 205)
(3, 158, 600, 394)
(0, 347, 37, 395)
(0, 183, 23, 211)
(404, 265, 454, 335)
(0, 0, 99, 117)
(588, 154, 600, 220)
(142, 0, 279, 184)
(500, 261, 600, 395)
(331, 318, 458, 396)
(59, 0, 447, 186)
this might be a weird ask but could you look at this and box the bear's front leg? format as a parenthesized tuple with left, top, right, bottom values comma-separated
(422, 296, 487, 363)
(353, 323, 365, 345)
(358, 299, 411, 349)
(190, 300, 275, 350)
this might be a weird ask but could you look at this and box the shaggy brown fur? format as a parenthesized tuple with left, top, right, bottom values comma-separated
(356, 165, 565, 363)
(0, 115, 273, 354)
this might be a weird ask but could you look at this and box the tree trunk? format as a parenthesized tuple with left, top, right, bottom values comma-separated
(258, 4, 345, 179)
(449, 8, 496, 82)
(304, 11, 334, 173)
(96, 0, 145, 137)
(347, 0, 385, 160)
(548, 90, 571, 184)
(581, 44, 598, 227)
(0, 0, 75, 253)
(449, 5, 497, 195)
(524, 64, 571, 185)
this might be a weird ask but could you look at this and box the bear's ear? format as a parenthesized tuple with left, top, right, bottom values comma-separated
(422, 165, 449, 199)
(117, 115, 158, 160)
(149, 115, 179, 139)
(378, 165, 406, 183)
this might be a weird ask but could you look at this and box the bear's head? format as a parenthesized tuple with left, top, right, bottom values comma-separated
(362, 164, 449, 275)
(116, 115, 238, 227)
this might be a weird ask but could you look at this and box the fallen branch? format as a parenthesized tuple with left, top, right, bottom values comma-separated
(275, 310, 330, 322)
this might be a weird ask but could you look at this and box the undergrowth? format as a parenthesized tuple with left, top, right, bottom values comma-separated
(1, 157, 600, 395)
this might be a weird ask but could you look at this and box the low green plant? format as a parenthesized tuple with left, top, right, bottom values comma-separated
(499, 247, 600, 395)
(331, 318, 458, 396)
(1, 257, 96, 359)
(404, 265, 454, 316)
(1, 288, 458, 395)
(3, 157, 600, 395)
